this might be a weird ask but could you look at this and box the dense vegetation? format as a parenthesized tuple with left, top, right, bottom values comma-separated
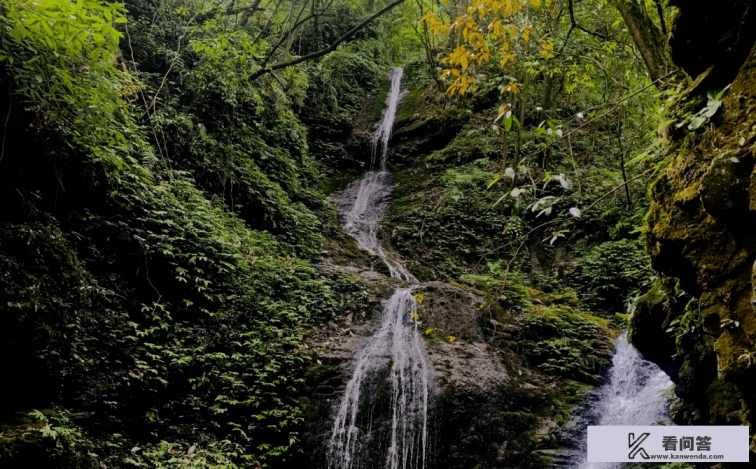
(0, 0, 391, 466)
(0, 0, 752, 467)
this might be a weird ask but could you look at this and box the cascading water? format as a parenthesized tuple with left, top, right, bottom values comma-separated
(565, 331, 674, 469)
(327, 67, 433, 469)
(371, 67, 405, 170)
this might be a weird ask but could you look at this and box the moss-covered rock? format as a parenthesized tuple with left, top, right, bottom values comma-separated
(639, 13, 756, 453)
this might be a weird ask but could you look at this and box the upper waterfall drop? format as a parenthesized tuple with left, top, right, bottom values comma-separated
(371, 67, 404, 170)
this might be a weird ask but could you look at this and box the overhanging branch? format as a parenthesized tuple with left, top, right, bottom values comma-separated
(568, 0, 609, 40)
(249, 0, 408, 82)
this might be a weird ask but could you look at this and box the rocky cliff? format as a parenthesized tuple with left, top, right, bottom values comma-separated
(631, 0, 756, 455)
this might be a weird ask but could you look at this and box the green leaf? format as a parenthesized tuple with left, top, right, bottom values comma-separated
(688, 115, 706, 130)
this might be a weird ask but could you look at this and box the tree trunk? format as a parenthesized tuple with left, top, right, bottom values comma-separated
(515, 81, 528, 165)
(541, 73, 555, 116)
(612, 0, 668, 85)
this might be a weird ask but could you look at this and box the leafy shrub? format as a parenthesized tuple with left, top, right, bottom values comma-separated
(0, 1, 373, 467)
(520, 300, 612, 379)
(568, 238, 651, 315)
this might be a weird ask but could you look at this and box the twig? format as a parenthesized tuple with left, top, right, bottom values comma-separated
(562, 69, 678, 139)
(568, 0, 609, 40)
(0, 90, 11, 165)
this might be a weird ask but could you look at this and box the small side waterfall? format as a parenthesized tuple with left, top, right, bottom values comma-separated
(327, 67, 433, 469)
(566, 332, 674, 469)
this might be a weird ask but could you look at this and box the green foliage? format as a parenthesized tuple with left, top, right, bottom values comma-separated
(299, 46, 382, 171)
(0, 0, 142, 170)
(0, 408, 87, 467)
(0, 0, 376, 467)
(123, 0, 332, 258)
(519, 294, 612, 379)
(568, 239, 652, 315)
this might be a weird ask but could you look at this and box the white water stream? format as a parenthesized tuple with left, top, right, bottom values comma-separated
(567, 332, 674, 469)
(327, 67, 433, 469)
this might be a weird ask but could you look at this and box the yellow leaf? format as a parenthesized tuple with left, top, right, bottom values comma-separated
(447, 335, 456, 343)
(410, 312, 420, 320)
(414, 294, 424, 304)
(478, 303, 485, 310)
(424, 328, 434, 335)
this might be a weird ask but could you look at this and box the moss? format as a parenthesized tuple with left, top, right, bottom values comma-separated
(395, 86, 423, 124)
(554, 381, 593, 426)
(519, 290, 614, 379)
(319, 171, 359, 196)
(371, 79, 391, 123)
(706, 378, 743, 423)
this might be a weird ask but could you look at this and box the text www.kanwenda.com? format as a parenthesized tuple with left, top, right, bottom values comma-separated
(648, 454, 725, 460)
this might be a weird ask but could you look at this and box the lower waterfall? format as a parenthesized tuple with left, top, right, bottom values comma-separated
(565, 331, 674, 469)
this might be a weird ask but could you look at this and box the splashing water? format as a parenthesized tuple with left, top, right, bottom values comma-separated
(567, 332, 674, 469)
(327, 67, 432, 469)
(371, 67, 404, 170)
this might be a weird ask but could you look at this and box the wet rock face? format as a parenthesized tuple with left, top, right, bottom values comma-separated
(429, 384, 553, 469)
(669, 0, 756, 90)
(637, 21, 756, 447)
(414, 282, 510, 391)
(627, 279, 685, 382)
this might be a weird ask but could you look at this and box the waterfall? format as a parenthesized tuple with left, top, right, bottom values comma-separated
(371, 67, 404, 170)
(327, 67, 432, 469)
(566, 332, 674, 469)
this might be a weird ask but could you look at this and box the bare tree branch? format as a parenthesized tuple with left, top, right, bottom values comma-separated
(568, 0, 609, 40)
(249, 0, 408, 82)
(263, 0, 336, 65)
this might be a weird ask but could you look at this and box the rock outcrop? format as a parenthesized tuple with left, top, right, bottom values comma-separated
(631, 0, 756, 454)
